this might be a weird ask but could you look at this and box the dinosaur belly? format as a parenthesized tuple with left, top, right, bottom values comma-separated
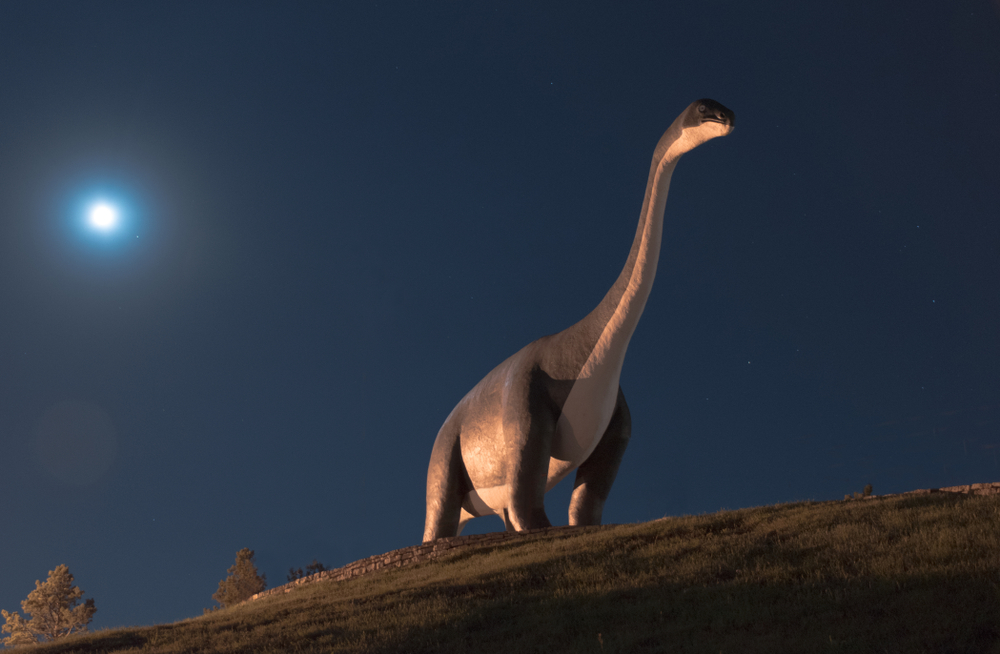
(462, 485, 508, 517)
(456, 355, 624, 515)
(547, 366, 623, 488)
(459, 368, 621, 516)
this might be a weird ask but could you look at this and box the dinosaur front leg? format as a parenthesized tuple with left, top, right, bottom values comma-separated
(568, 387, 632, 526)
(503, 372, 557, 532)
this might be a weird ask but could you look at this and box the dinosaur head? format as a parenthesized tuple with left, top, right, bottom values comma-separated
(674, 98, 735, 152)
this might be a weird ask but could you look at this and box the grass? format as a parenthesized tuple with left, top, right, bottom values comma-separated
(13, 493, 1000, 653)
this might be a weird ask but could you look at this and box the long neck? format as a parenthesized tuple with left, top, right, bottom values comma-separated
(551, 128, 686, 379)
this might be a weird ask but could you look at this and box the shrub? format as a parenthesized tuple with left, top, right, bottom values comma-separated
(287, 559, 328, 582)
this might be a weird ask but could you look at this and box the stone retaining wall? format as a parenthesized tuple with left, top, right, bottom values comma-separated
(248, 523, 610, 603)
(247, 481, 1000, 604)
(893, 481, 1000, 497)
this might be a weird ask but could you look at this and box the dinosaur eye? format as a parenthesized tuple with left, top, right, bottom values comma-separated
(698, 104, 706, 113)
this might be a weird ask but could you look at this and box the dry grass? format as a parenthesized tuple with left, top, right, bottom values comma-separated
(15, 493, 1000, 653)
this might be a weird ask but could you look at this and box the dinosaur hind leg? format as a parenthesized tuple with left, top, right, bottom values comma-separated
(423, 417, 467, 542)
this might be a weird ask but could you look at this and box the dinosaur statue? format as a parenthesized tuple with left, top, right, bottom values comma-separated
(424, 99, 735, 542)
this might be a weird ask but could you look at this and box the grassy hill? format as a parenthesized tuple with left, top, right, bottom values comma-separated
(13, 492, 1000, 653)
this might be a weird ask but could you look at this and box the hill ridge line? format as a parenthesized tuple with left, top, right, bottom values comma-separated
(247, 481, 1000, 604)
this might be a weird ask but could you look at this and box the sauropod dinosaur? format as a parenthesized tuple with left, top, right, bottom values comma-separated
(424, 99, 735, 542)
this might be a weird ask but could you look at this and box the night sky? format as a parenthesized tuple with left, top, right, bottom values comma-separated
(2, 0, 999, 631)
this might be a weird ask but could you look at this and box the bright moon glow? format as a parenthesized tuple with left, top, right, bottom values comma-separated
(88, 203, 119, 231)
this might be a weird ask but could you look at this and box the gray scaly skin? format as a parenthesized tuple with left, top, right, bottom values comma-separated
(424, 99, 735, 542)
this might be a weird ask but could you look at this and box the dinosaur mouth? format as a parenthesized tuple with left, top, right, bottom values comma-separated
(703, 116, 735, 133)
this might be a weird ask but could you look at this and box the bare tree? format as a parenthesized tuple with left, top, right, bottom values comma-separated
(1, 564, 96, 646)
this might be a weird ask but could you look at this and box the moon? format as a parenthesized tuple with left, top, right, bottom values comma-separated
(88, 202, 119, 231)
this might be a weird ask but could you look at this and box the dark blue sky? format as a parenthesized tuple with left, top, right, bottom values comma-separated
(2, 0, 998, 631)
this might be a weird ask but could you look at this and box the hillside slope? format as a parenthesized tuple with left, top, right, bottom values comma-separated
(14, 492, 1000, 654)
